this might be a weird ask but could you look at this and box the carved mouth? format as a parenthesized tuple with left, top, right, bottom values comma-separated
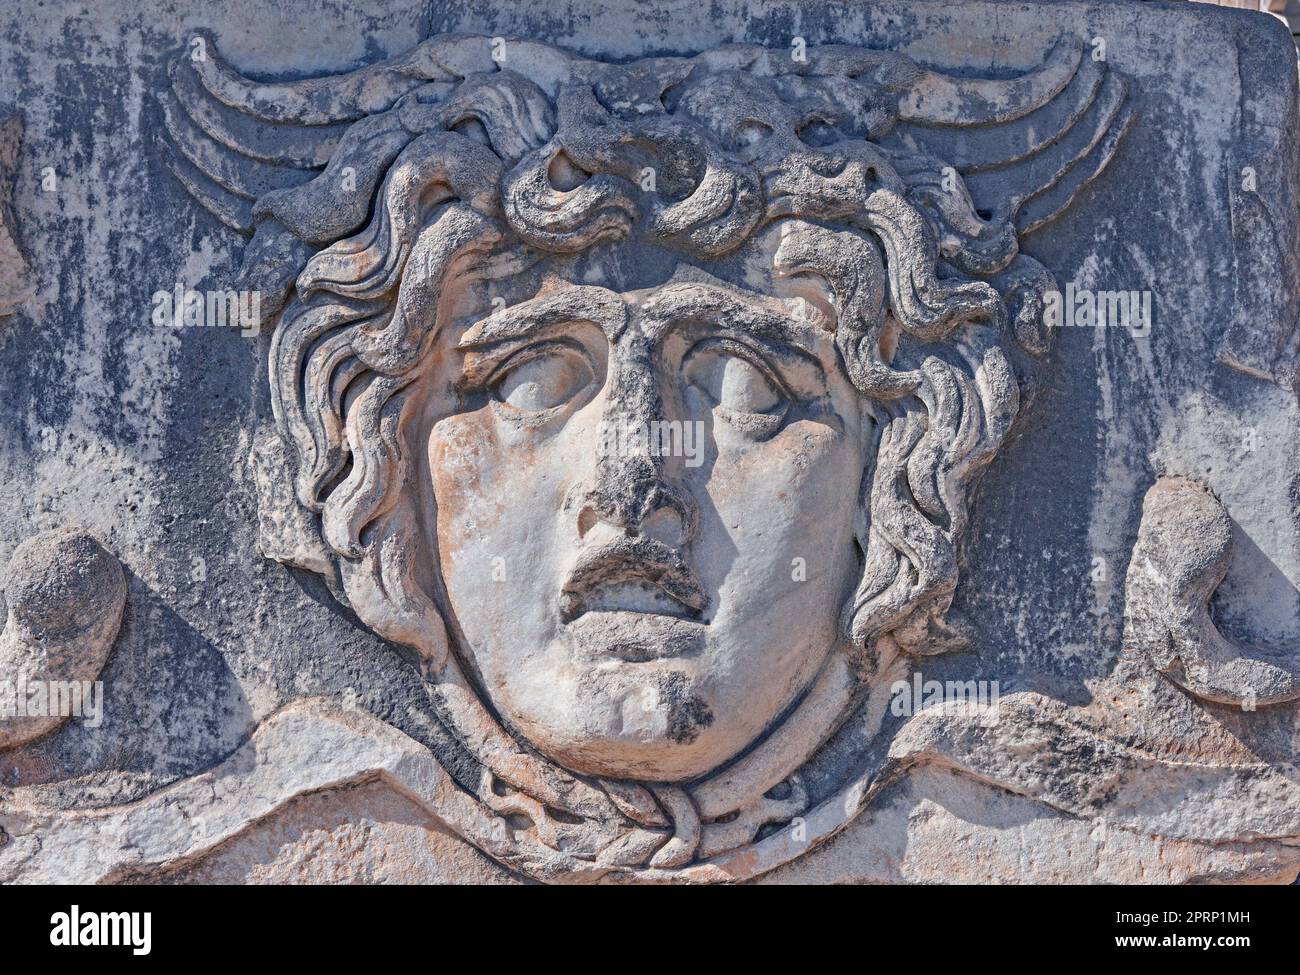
(564, 610, 707, 662)
(559, 537, 707, 624)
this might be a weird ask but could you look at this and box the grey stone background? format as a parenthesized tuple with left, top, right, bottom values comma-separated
(0, 0, 1295, 852)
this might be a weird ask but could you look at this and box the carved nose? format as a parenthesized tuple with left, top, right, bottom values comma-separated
(638, 502, 687, 548)
(575, 337, 696, 548)
(577, 482, 690, 549)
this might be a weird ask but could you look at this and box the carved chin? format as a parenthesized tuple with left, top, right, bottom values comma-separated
(469, 611, 734, 780)
(480, 606, 831, 781)
(506, 660, 726, 782)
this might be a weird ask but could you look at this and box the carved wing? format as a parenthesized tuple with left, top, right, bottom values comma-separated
(159, 30, 489, 235)
(883, 39, 1133, 235)
(163, 32, 1131, 242)
(161, 32, 576, 322)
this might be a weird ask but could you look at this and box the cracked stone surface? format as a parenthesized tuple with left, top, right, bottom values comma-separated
(0, 109, 31, 318)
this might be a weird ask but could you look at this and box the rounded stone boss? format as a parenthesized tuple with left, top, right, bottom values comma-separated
(164, 32, 1130, 881)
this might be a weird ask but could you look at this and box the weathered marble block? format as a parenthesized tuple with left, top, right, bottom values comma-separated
(0, 0, 1298, 885)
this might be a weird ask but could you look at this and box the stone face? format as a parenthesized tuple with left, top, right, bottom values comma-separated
(0, 0, 1298, 885)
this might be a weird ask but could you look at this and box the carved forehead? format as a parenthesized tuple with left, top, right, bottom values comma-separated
(464, 218, 872, 307)
(457, 264, 832, 350)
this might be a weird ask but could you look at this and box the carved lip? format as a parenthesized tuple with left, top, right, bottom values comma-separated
(564, 610, 706, 662)
(559, 536, 707, 624)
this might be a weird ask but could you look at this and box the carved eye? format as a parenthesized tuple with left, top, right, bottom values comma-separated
(494, 347, 593, 413)
(683, 343, 788, 429)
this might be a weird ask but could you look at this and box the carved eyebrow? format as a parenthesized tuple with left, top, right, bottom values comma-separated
(636, 283, 826, 361)
(457, 286, 627, 350)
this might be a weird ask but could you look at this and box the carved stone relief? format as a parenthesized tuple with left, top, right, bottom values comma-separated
(0, 0, 1297, 886)
(158, 30, 1136, 881)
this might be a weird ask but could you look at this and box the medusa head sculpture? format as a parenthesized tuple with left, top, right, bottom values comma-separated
(163, 31, 1130, 881)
